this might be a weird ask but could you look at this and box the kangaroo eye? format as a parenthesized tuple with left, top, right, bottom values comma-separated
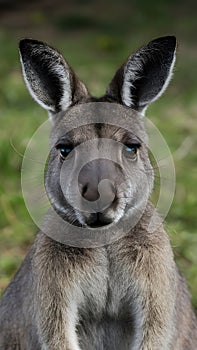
(56, 144, 74, 160)
(123, 144, 139, 160)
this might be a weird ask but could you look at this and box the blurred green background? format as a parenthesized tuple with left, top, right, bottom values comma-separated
(0, 0, 197, 309)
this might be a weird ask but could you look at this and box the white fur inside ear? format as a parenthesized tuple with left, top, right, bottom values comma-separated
(121, 49, 176, 113)
(52, 63, 72, 111)
(145, 49, 176, 106)
(122, 56, 143, 108)
(19, 51, 72, 113)
(19, 51, 54, 112)
(122, 62, 135, 108)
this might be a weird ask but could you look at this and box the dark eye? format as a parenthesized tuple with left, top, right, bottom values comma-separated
(123, 144, 139, 160)
(56, 144, 74, 160)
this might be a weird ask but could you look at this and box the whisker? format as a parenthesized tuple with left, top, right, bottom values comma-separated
(10, 137, 49, 165)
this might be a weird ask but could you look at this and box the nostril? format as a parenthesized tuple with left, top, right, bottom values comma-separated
(82, 183, 100, 202)
(82, 183, 88, 197)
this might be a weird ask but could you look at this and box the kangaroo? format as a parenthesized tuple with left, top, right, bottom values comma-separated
(0, 36, 197, 350)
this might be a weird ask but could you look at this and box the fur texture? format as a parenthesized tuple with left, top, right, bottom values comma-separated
(0, 36, 196, 350)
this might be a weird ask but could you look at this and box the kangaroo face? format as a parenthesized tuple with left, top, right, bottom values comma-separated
(45, 105, 154, 227)
(19, 36, 176, 228)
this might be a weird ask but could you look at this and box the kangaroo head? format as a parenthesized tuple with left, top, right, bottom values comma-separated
(19, 36, 176, 228)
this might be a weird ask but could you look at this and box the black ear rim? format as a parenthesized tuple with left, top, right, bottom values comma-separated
(148, 35, 177, 50)
(19, 38, 64, 67)
(19, 38, 54, 54)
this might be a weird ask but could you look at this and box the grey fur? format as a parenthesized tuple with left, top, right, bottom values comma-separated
(0, 36, 196, 350)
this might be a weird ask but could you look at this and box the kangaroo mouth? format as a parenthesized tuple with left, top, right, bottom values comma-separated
(89, 220, 111, 228)
(86, 213, 113, 228)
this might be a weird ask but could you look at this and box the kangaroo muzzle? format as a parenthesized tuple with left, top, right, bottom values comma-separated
(78, 159, 119, 226)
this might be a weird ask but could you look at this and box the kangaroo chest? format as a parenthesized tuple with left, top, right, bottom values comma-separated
(74, 244, 140, 350)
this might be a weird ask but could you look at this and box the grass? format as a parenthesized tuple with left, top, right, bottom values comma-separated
(0, 0, 197, 310)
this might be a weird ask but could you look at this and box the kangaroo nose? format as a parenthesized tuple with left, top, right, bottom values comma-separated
(79, 160, 117, 209)
(82, 179, 116, 203)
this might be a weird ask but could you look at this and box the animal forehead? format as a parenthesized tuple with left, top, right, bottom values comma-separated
(55, 124, 142, 145)
(51, 102, 146, 143)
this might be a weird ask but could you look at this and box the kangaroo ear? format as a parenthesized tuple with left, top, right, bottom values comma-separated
(19, 39, 89, 115)
(106, 36, 176, 113)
